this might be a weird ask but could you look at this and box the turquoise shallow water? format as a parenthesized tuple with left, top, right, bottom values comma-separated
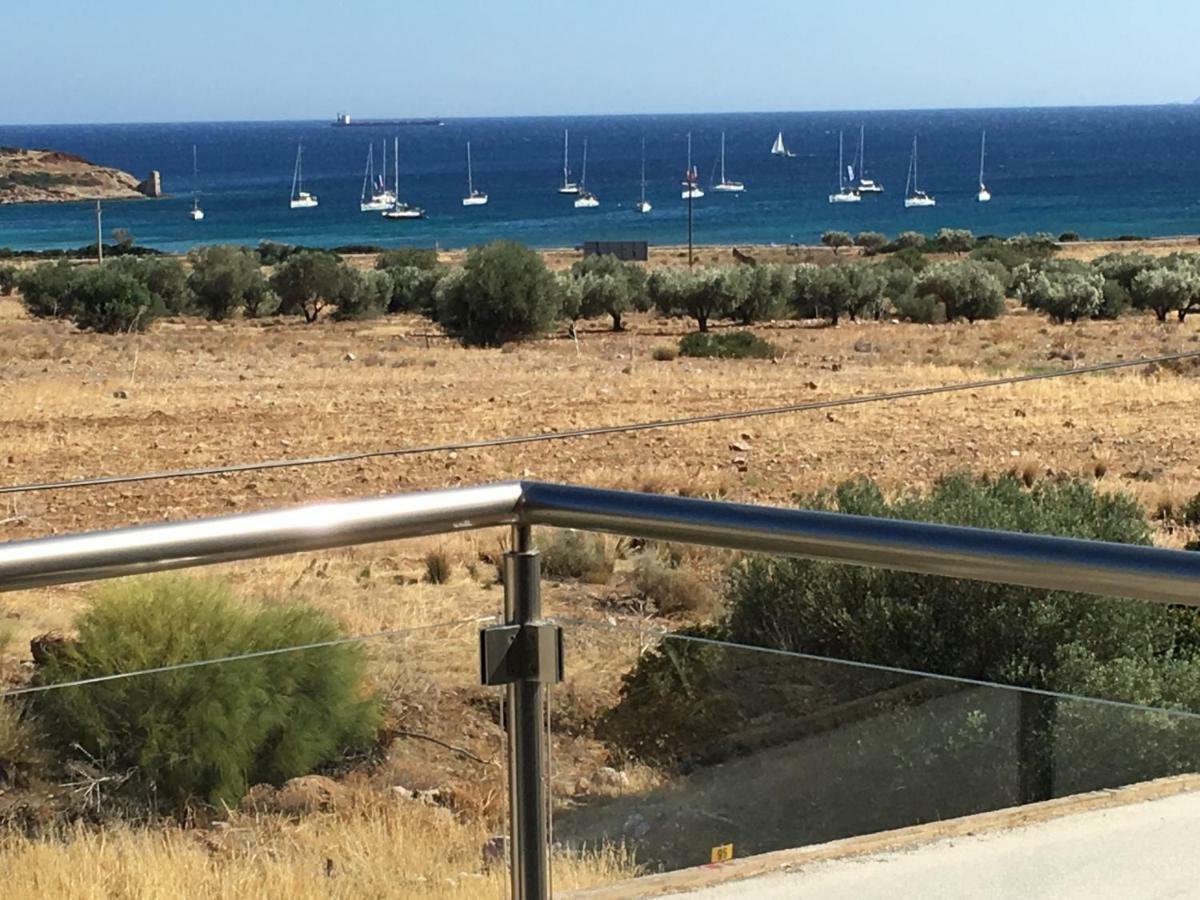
(1, 106, 1199, 253)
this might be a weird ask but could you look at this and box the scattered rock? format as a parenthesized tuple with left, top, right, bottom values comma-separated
(1013, 408, 1027, 418)
(804, 381, 819, 390)
(853, 339, 875, 353)
(623, 813, 651, 840)
(729, 441, 750, 453)
(241, 775, 344, 816)
(30, 631, 74, 666)
(112, 389, 129, 399)
(343, 352, 356, 362)
(591, 766, 629, 789)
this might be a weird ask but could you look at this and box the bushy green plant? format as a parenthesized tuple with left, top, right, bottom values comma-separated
(382, 265, 443, 316)
(915, 260, 1005, 322)
(820, 230, 853, 254)
(678, 330, 777, 359)
(890, 246, 929, 273)
(332, 269, 392, 321)
(33, 577, 380, 809)
(570, 254, 648, 331)
(794, 263, 886, 325)
(375, 247, 439, 271)
(891, 231, 926, 251)
(854, 232, 887, 254)
(1129, 255, 1200, 322)
(1015, 262, 1105, 324)
(111, 257, 188, 314)
(436, 240, 560, 346)
(648, 268, 733, 333)
(632, 553, 715, 616)
(540, 530, 614, 584)
(934, 228, 975, 254)
(68, 265, 162, 333)
(187, 245, 271, 321)
(601, 474, 1200, 805)
(16, 259, 78, 318)
(0, 263, 17, 296)
(734, 264, 791, 324)
(269, 251, 358, 323)
(893, 291, 945, 323)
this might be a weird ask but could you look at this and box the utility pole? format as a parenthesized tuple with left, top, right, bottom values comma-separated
(686, 187, 694, 268)
(95, 201, 103, 264)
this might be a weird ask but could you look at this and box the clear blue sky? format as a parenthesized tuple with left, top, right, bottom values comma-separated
(4, 0, 1197, 124)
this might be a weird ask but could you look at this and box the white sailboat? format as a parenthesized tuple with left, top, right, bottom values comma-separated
(558, 129, 580, 195)
(770, 130, 796, 158)
(573, 138, 599, 208)
(904, 136, 936, 208)
(853, 125, 883, 193)
(634, 137, 652, 213)
(712, 131, 745, 193)
(381, 136, 426, 219)
(681, 132, 704, 200)
(188, 144, 204, 221)
(828, 131, 861, 203)
(289, 143, 318, 209)
(977, 130, 991, 203)
(462, 141, 488, 206)
(360, 141, 397, 212)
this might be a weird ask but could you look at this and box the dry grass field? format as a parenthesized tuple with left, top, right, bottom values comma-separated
(2, 244, 1200, 896)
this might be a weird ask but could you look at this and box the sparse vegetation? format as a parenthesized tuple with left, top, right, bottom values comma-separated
(540, 530, 615, 583)
(678, 330, 777, 359)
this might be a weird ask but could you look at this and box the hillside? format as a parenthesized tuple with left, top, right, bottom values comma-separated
(0, 146, 151, 204)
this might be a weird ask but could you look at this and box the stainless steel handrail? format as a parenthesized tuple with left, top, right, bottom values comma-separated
(4, 481, 1197, 605)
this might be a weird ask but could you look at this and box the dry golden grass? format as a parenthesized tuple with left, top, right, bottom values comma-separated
(0, 789, 636, 899)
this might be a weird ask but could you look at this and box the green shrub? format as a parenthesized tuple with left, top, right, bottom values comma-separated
(891, 231, 926, 251)
(187, 245, 271, 321)
(571, 254, 649, 331)
(1182, 493, 1200, 526)
(0, 700, 46, 787)
(270, 251, 358, 323)
(651, 344, 678, 361)
(854, 232, 887, 254)
(111, 257, 188, 314)
(68, 265, 162, 333)
(0, 263, 17, 296)
(32, 577, 380, 809)
(375, 247, 439, 271)
(332, 269, 392, 321)
(890, 247, 928, 273)
(820, 231, 853, 254)
(1059, 231, 1081, 243)
(793, 263, 885, 325)
(424, 548, 453, 584)
(16, 259, 78, 318)
(383, 266, 445, 316)
(436, 240, 560, 346)
(893, 291, 945, 323)
(1015, 262, 1105, 324)
(257, 241, 303, 266)
(933, 228, 975, 254)
(1095, 280, 1130, 319)
(541, 530, 614, 583)
(678, 330, 777, 359)
(915, 260, 1005, 322)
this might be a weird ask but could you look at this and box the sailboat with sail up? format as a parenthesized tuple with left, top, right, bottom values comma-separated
(573, 138, 599, 208)
(188, 145, 204, 221)
(381, 136, 426, 219)
(635, 137, 652, 213)
(558, 129, 580, 195)
(712, 132, 744, 192)
(977, 131, 991, 203)
(770, 131, 796, 158)
(360, 142, 396, 212)
(904, 136, 936, 208)
(828, 131, 861, 203)
(462, 141, 488, 206)
(681, 132, 704, 200)
(289, 143, 318, 209)
(853, 125, 883, 193)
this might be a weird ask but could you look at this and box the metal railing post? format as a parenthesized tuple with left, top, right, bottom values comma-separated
(504, 523, 551, 900)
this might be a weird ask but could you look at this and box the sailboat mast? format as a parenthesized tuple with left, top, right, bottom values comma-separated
(466, 141, 473, 194)
(580, 138, 587, 187)
(394, 136, 399, 196)
(859, 124, 865, 178)
(979, 130, 986, 185)
(292, 145, 301, 198)
(837, 131, 844, 189)
(640, 137, 647, 201)
(382, 139, 386, 188)
(912, 137, 918, 191)
(563, 129, 570, 184)
(720, 132, 726, 183)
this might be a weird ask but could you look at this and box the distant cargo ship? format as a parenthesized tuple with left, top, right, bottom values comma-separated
(333, 112, 444, 128)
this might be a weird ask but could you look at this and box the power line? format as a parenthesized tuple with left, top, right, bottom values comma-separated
(3, 349, 1197, 498)
(0, 616, 493, 699)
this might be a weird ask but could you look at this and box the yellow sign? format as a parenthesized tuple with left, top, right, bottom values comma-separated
(710, 843, 734, 863)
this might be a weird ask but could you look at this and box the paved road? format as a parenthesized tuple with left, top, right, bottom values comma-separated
(687, 790, 1200, 899)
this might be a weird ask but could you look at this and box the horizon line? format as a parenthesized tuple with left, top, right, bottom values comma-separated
(3, 100, 1198, 129)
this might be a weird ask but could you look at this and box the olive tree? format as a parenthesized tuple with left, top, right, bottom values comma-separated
(916, 260, 1005, 322)
(934, 228, 975, 255)
(1129, 261, 1200, 322)
(435, 240, 560, 345)
(571, 254, 648, 331)
(1017, 266, 1105, 324)
(821, 230, 854, 255)
(269, 251, 357, 323)
(187, 245, 271, 321)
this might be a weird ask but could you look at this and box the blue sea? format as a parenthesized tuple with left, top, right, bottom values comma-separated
(2, 106, 1199, 252)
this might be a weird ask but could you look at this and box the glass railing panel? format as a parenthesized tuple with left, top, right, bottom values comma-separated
(549, 616, 1200, 884)
(0, 542, 511, 898)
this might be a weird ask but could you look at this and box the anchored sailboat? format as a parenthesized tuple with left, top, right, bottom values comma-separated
(462, 141, 488, 206)
(712, 132, 744, 193)
(828, 131, 861, 203)
(360, 142, 396, 212)
(574, 138, 599, 208)
(977, 131, 991, 203)
(634, 137, 652, 214)
(381, 136, 426, 219)
(558, 129, 580, 195)
(289, 143, 318, 209)
(853, 125, 883, 193)
(188, 145, 204, 221)
(904, 136, 936, 208)
(681, 132, 704, 200)
(770, 130, 796, 158)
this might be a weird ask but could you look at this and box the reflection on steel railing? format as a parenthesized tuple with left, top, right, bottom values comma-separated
(3, 481, 1200, 899)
